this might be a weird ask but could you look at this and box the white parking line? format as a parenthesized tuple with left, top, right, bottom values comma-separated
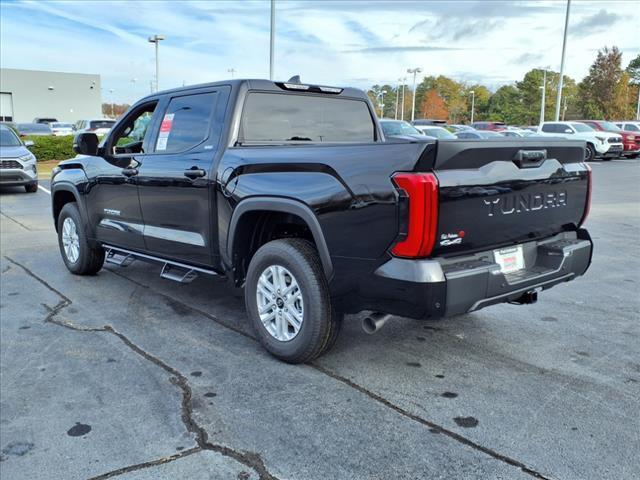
(38, 185, 51, 195)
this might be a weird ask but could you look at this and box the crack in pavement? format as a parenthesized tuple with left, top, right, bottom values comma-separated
(107, 266, 556, 480)
(88, 447, 202, 480)
(0, 210, 32, 231)
(4, 256, 278, 480)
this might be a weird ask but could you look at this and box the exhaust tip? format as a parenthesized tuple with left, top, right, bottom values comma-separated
(362, 312, 391, 334)
(362, 316, 377, 334)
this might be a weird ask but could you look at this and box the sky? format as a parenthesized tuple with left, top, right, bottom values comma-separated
(1, 0, 638, 104)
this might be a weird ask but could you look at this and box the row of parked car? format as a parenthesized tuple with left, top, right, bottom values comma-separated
(1, 117, 116, 137)
(380, 118, 640, 161)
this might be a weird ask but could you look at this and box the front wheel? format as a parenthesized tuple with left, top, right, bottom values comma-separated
(57, 203, 105, 275)
(585, 143, 596, 162)
(245, 238, 339, 363)
(25, 182, 38, 193)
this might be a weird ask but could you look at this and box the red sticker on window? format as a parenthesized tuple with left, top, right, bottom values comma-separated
(160, 114, 174, 133)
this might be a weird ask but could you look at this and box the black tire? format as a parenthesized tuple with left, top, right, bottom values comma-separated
(24, 182, 38, 193)
(585, 143, 596, 162)
(245, 238, 339, 363)
(57, 203, 105, 275)
(322, 308, 344, 353)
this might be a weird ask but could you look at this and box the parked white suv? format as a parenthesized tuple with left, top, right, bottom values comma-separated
(74, 119, 116, 135)
(537, 121, 624, 161)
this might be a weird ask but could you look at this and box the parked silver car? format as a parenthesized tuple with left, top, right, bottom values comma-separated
(0, 124, 38, 193)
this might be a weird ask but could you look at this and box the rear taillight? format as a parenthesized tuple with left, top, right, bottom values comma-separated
(579, 164, 592, 227)
(391, 173, 439, 258)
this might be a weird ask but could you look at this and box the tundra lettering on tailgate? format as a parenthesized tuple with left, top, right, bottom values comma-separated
(484, 190, 568, 217)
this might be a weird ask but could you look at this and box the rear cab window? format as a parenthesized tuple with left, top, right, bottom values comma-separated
(239, 92, 375, 144)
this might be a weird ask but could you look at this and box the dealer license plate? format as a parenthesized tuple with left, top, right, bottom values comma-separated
(494, 246, 525, 274)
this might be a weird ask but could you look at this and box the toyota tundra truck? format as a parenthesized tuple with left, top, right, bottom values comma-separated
(50, 78, 593, 363)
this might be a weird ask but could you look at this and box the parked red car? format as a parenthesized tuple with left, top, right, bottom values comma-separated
(576, 120, 640, 158)
(471, 121, 507, 131)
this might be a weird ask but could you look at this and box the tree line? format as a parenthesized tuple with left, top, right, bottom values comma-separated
(368, 47, 640, 125)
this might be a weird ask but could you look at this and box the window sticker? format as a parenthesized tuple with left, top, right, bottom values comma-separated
(156, 113, 174, 151)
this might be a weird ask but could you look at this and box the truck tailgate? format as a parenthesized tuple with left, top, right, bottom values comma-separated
(431, 139, 589, 257)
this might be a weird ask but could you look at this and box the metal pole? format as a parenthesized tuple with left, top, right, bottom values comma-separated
(411, 71, 417, 121)
(407, 68, 422, 122)
(400, 81, 405, 121)
(470, 90, 475, 124)
(636, 87, 640, 120)
(395, 81, 400, 120)
(269, 0, 275, 80)
(540, 68, 547, 124)
(155, 40, 159, 92)
(555, 0, 571, 121)
(380, 90, 385, 118)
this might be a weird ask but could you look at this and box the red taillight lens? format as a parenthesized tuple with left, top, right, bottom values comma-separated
(391, 172, 439, 258)
(579, 164, 592, 227)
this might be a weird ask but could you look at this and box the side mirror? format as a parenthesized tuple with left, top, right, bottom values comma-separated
(564, 128, 573, 134)
(73, 132, 99, 156)
(24, 140, 34, 147)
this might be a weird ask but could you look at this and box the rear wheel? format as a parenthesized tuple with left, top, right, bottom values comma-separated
(57, 203, 105, 275)
(585, 143, 596, 162)
(24, 182, 38, 193)
(245, 238, 339, 363)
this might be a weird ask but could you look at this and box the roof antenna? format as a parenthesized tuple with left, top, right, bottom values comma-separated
(287, 75, 301, 84)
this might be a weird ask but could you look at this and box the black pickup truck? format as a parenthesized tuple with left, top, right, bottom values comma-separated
(51, 78, 593, 363)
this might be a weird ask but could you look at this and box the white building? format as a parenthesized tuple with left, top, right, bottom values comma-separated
(0, 68, 102, 123)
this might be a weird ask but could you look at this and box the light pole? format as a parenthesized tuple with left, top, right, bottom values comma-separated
(148, 34, 165, 92)
(228, 68, 236, 78)
(539, 69, 547, 124)
(407, 67, 422, 122)
(379, 90, 387, 118)
(636, 87, 640, 120)
(400, 77, 406, 121)
(269, 0, 275, 80)
(109, 89, 115, 117)
(395, 80, 402, 120)
(470, 90, 475, 124)
(555, 0, 571, 120)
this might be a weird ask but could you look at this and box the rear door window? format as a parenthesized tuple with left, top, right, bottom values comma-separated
(154, 92, 216, 153)
(240, 93, 375, 143)
(541, 124, 557, 133)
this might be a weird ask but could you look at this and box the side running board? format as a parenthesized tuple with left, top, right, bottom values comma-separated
(103, 245, 221, 284)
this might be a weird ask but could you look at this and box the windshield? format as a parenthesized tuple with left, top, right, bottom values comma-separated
(571, 123, 594, 132)
(90, 120, 115, 129)
(0, 127, 22, 146)
(17, 123, 51, 133)
(381, 121, 421, 136)
(51, 123, 73, 129)
(598, 121, 621, 131)
(422, 127, 456, 139)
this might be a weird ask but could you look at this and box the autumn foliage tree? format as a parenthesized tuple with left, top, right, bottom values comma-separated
(420, 89, 448, 120)
(578, 46, 633, 119)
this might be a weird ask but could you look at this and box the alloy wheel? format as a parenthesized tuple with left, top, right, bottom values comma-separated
(255, 265, 304, 341)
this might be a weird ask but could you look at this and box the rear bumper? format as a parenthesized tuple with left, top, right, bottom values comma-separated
(373, 229, 592, 319)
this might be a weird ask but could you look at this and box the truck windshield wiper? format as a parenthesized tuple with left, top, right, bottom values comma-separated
(286, 136, 312, 141)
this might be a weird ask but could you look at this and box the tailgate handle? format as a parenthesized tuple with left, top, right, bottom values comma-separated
(514, 149, 547, 168)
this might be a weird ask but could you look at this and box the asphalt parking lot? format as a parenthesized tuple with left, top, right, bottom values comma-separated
(1, 158, 639, 480)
